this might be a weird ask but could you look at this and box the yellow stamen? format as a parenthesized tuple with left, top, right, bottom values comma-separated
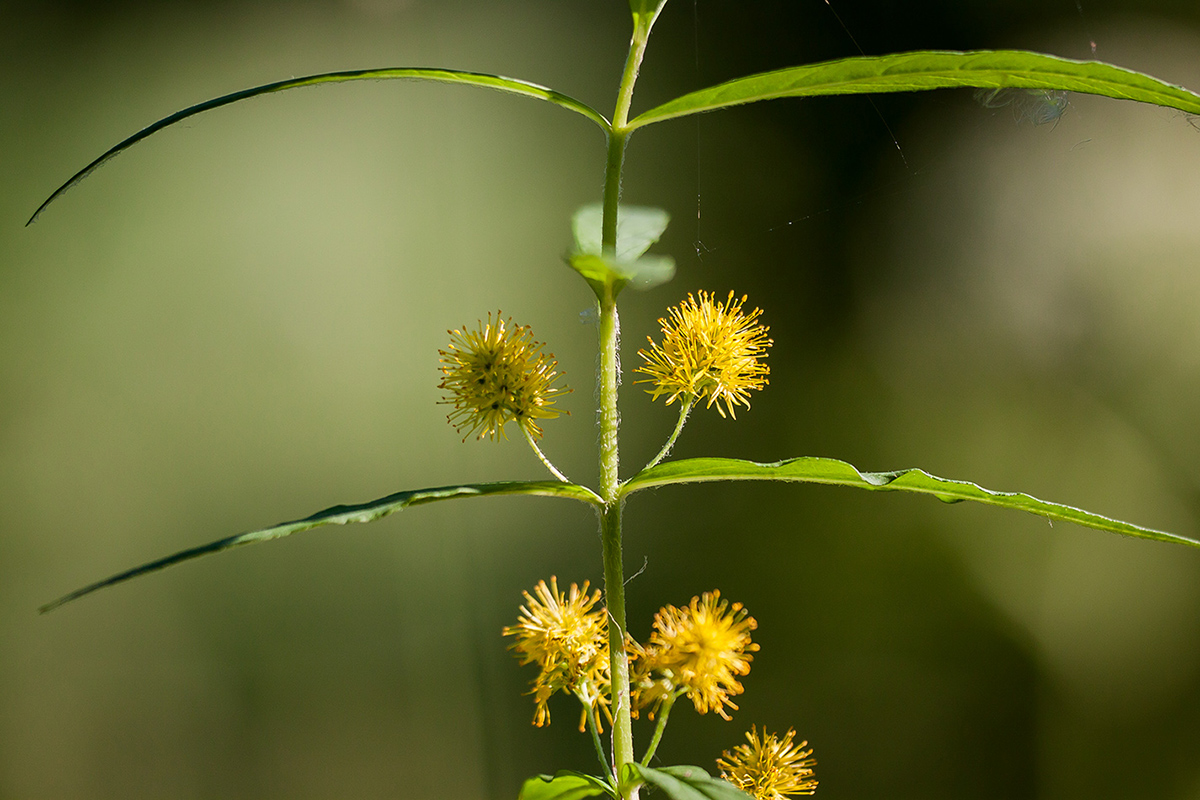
(636, 291, 771, 419)
(438, 313, 568, 441)
(718, 727, 818, 799)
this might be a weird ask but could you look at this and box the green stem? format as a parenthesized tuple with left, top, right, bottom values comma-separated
(598, 14, 660, 799)
(602, 131, 628, 255)
(599, 125, 627, 787)
(598, 287, 621, 498)
(602, 8, 650, 252)
(521, 426, 571, 483)
(639, 691, 680, 767)
(613, 18, 653, 130)
(600, 500, 633, 785)
(643, 396, 693, 472)
(597, 286, 631, 793)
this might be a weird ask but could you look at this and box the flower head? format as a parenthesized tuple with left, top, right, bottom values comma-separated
(503, 577, 610, 731)
(439, 313, 568, 441)
(636, 291, 771, 418)
(718, 727, 818, 799)
(635, 590, 758, 720)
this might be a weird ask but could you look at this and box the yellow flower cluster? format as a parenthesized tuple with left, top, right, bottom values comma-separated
(718, 727, 818, 799)
(505, 582, 815, 796)
(636, 291, 771, 418)
(502, 577, 610, 731)
(438, 313, 567, 441)
(632, 590, 759, 720)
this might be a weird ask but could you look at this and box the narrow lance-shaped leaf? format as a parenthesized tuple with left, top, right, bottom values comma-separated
(41, 480, 603, 613)
(29, 68, 611, 224)
(627, 50, 1200, 129)
(619, 457, 1200, 549)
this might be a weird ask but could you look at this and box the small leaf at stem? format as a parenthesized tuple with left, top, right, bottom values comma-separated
(567, 253, 618, 299)
(623, 255, 676, 290)
(572, 203, 670, 261)
(567, 252, 676, 298)
(569, 203, 673, 297)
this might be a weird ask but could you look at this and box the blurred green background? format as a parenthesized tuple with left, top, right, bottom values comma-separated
(5, 1, 1200, 797)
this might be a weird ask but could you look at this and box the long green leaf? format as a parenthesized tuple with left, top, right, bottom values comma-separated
(627, 50, 1200, 129)
(28, 68, 610, 224)
(40, 480, 602, 612)
(619, 457, 1200, 548)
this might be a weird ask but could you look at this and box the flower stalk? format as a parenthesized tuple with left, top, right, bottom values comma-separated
(585, 704, 613, 780)
(522, 425, 571, 483)
(644, 395, 693, 472)
(639, 690, 680, 766)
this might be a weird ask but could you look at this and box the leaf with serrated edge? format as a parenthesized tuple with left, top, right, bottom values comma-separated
(633, 765, 752, 800)
(29, 68, 610, 224)
(628, 50, 1200, 129)
(519, 771, 615, 800)
(41, 480, 602, 612)
(619, 457, 1200, 548)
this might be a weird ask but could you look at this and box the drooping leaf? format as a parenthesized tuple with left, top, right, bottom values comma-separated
(619, 457, 1200, 548)
(519, 771, 615, 800)
(627, 50, 1200, 129)
(631, 765, 752, 800)
(29, 68, 610, 224)
(572, 203, 671, 261)
(41, 480, 603, 612)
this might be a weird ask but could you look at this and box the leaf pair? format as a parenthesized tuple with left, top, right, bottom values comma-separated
(30, 50, 1200, 224)
(41, 455, 1198, 611)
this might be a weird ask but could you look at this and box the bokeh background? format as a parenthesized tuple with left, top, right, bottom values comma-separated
(5, 0, 1200, 797)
